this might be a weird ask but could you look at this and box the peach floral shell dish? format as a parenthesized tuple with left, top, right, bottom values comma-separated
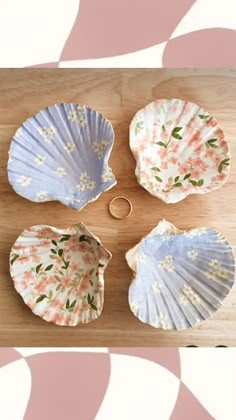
(130, 98, 230, 203)
(9, 223, 111, 326)
(126, 220, 235, 330)
(7, 103, 116, 210)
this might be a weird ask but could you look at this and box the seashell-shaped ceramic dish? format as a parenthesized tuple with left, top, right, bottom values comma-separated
(8, 103, 116, 210)
(126, 220, 235, 330)
(10, 223, 111, 326)
(130, 98, 230, 203)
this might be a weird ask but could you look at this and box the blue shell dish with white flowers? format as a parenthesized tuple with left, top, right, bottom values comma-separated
(7, 103, 116, 210)
(126, 220, 235, 330)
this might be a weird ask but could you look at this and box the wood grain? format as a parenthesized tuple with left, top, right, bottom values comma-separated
(0, 69, 236, 346)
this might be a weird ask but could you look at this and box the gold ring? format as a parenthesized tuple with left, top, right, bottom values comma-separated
(109, 196, 133, 220)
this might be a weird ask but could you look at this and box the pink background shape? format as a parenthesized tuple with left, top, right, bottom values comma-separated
(61, 0, 196, 60)
(0, 348, 22, 368)
(24, 352, 111, 420)
(0, 348, 229, 419)
(171, 383, 214, 420)
(163, 28, 236, 67)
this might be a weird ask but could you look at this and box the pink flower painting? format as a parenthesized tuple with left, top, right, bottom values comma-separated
(9, 223, 111, 326)
(130, 98, 230, 203)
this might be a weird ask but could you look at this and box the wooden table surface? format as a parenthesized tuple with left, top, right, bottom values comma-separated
(0, 68, 236, 347)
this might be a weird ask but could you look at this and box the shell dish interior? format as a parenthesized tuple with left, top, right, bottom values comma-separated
(126, 220, 235, 330)
(10, 223, 111, 326)
(8, 103, 116, 210)
(130, 98, 230, 203)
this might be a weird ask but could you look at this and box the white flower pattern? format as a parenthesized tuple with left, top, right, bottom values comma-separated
(205, 258, 228, 281)
(182, 286, 201, 305)
(79, 116, 86, 127)
(66, 196, 80, 205)
(80, 172, 90, 182)
(152, 282, 162, 294)
(36, 191, 47, 201)
(92, 139, 109, 160)
(159, 312, 170, 329)
(35, 154, 46, 165)
(64, 143, 75, 154)
(218, 268, 229, 279)
(102, 171, 115, 182)
(68, 111, 77, 122)
(187, 250, 198, 260)
(179, 295, 189, 306)
(77, 105, 85, 112)
(139, 254, 146, 264)
(206, 270, 216, 280)
(55, 167, 67, 177)
(68, 105, 87, 127)
(76, 172, 96, 193)
(18, 176, 32, 187)
(159, 255, 175, 272)
(38, 127, 56, 143)
(209, 259, 220, 269)
(87, 180, 96, 190)
(78, 183, 86, 192)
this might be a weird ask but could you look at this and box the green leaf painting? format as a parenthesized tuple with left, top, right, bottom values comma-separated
(65, 299, 77, 312)
(198, 114, 209, 120)
(189, 180, 198, 186)
(197, 179, 204, 187)
(10, 253, 19, 265)
(79, 235, 91, 244)
(171, 127, 183, 140)
(206, 139, 218, 148)
(189, 179, 204, 187)
(87, 293, 97, 311)
(162, 172, 192, 193)
(173, 182, 182, 188)
(218, 158, 230, 173)
(172, 133, 182, 139)
(36, 263, 42, 273)
(36, 295, 47, 303)
(172, 127, 182, 133)
(58, 249, 64, 257)
(156, 141, 167, 148)
(59, 235, 71, 242)
(183, 173, 191, 180)
(135, 121, 144, 135)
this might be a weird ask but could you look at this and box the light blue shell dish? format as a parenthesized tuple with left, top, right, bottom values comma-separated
(7, 103, 116, 210)
(126, 220, 235, 330)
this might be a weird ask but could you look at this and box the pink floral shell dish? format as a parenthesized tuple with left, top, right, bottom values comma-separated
(9, 223, 111, 326)
(130, 98, 230, 203)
